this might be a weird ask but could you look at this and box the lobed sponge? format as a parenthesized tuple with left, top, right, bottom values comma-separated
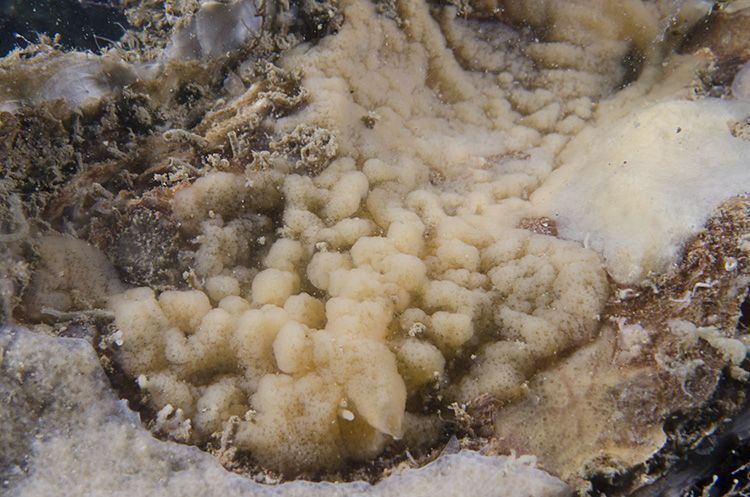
(104, 0, 729, 477)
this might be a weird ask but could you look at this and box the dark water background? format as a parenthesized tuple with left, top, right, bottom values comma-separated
(0, 0, 128, 56)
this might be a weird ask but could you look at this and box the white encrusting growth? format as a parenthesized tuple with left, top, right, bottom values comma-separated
(533, 98, 750, 284)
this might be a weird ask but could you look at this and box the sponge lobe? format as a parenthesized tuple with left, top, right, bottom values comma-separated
(105, 0, 629, 475)
(111, 185, 607, 473)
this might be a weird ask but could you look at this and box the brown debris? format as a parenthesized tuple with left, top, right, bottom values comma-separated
(466, 393, 503, 438)
(517, 217, 558, 237)
(681, 9, 750, 64)
(609, 195, 750, 334)
(730, 117, 750, 141)
(680, 8, 750, 88)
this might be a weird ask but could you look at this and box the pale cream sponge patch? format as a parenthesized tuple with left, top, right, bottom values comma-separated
(105, 0, 721, 476)
(533, 98, 750, 284)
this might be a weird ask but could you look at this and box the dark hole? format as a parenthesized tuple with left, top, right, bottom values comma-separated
(619, 46, 646, 89)
(677, 10, 716, 55)
(0, 0, 130, 57)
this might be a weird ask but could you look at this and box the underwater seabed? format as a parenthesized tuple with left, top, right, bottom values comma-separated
(2, 0, 750, 496)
